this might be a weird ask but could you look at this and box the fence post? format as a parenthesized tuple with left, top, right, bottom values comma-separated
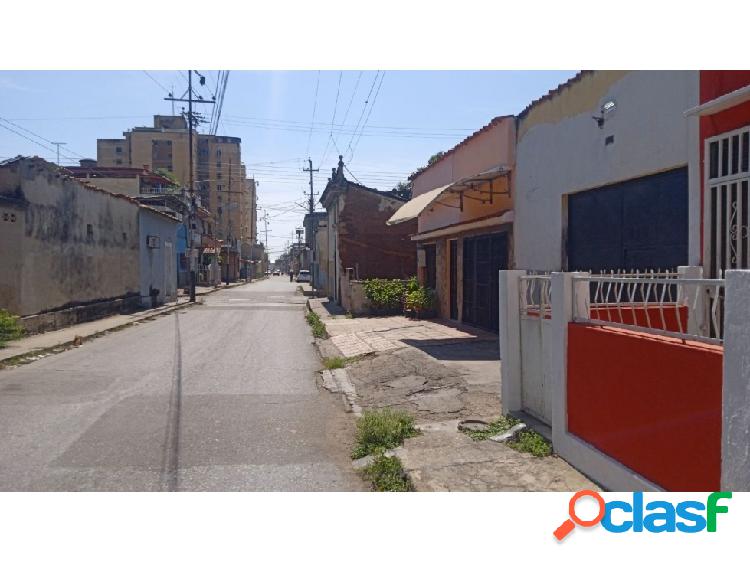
(549, 272, 589, 446)
(678, 265, 706, 336)
(721, 269, 750, 490)
(499, 270, 523, 413)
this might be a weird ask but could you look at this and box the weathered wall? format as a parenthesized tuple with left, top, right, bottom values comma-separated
(0, 159, 140, 316)
(411, 118, 515, 234)
(338, 187, 417, 280)
(139, 209, 178, 307)
(0, 198, 25, 313)
(314, 220, 329, 292)
(515, 70, 700, 272)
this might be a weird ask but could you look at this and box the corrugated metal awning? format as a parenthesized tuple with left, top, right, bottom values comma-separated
(386, 183, 453, 225)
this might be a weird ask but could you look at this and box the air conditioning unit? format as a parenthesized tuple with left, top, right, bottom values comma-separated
(146, 235, 160, 249)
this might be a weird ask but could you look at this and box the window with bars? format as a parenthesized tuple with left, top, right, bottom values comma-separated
(707, 126, 750, 278)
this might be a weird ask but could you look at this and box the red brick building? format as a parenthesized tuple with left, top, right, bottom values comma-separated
(318, 156, 417, 304)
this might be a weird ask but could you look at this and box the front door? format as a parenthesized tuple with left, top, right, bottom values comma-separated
(449, 239, 458, 320)
(462, 232, 507, 331)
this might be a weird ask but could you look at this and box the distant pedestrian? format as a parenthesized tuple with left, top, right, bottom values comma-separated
(289, 270, 294, 283)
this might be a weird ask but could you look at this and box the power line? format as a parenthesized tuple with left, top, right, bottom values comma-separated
(305, 70, 321, 157)
(344, 71, 380, 159)
(319, 71, 343, 167)
(350, 71, 386, 162)
(142, 71, 171, 94)
(0, 117, 87, 160)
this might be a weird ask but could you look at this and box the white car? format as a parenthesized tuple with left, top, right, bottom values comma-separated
(295, 269, 311, 283)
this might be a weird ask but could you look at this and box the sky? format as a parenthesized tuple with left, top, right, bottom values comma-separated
(0, 70, 576, 258)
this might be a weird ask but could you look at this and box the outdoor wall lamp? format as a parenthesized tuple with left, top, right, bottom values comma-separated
(593, 99, 617, 128)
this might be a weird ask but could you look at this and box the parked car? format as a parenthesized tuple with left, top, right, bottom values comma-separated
(295, 269, 311, 283)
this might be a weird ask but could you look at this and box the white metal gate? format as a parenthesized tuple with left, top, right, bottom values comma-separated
(706, 126, 750, 278)
(518, 275, 553, 425)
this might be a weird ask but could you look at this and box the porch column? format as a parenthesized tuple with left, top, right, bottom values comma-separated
(498, 270, 523, 413)
(722, 269, 750, 490)
(549, 272, 589, 446)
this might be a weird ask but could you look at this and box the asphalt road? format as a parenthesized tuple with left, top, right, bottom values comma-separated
(0, 277, 364, 491)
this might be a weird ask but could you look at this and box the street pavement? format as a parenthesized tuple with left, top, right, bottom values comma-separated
(0, 277, 365, 491)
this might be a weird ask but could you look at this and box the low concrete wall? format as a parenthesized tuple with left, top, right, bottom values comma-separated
(19, 294, 141, 335)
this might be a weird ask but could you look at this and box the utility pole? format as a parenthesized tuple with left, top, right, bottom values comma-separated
(226, 158, 232, 286)
(303, 158, 319, 214)
(51, 142, 66, 166)
(164, 71, 215, 302)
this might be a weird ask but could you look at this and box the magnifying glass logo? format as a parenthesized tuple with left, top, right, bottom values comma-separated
(553, 489, 606, 541)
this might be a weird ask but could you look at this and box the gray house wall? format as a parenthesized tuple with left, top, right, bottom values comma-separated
(139, 209, 178, 307)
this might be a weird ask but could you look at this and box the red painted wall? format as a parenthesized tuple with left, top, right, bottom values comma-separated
(567, 323, 722, 491)
(699, 71, 750, 262)
(590, 305, 687, 333)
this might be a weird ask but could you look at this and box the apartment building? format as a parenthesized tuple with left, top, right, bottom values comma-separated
(96, 115, 256, 267)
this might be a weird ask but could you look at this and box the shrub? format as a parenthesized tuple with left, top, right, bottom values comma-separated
(360, 454, 412, 492)
(0, 309, 23, 348)
(362, 278, 406, 314)
(404, 285, 435, 314)
(352, 408, 419, 459)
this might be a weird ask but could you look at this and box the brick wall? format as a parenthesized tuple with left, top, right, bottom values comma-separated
(338, 187, 417, 279)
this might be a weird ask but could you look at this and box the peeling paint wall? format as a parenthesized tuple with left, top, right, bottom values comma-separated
(0, 159, 140, 316)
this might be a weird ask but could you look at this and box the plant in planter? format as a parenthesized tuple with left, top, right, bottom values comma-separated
(404, 284, 436, 319)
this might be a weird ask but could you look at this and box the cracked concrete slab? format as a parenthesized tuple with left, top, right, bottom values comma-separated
(309, 298, 596, 492)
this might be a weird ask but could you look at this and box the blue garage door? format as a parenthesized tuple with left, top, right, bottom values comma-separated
(567, 167, 688, 272)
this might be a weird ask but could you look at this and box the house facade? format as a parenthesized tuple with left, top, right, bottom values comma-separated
(514, 70, 701, 273)
(138, 207, 179, 307)
(0, 157, 141, 318)
(685, 71, 750, 278)
(319, 156, 416, 305)
(0, 156, 180, 329)
(387, 116, 515, 332)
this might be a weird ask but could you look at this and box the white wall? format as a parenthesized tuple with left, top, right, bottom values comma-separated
(515, 70, 700, 272)
(139, 209, 178, 307)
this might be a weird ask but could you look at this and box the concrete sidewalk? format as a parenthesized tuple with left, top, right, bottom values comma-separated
(0, 281, 253, 365)
(309, 297, 596, 491)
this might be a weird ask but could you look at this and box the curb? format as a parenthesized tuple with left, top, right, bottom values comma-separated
(1, 279, 262, 369)
(0, 299, 198, 370)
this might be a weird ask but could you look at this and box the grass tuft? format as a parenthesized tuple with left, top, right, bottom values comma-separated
(508, 429, 553, 457)
(460, 415, 552, 457)
(323, 356, 347, 370)
(360, 454, 412, 492)
(305, 310, 328, 339)
(352, 408, 419, 460)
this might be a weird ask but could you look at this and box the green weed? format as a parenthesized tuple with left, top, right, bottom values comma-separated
(352, 408, 419, 459)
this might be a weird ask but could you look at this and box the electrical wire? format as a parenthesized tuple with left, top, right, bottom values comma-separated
(305, 70, 321, 157)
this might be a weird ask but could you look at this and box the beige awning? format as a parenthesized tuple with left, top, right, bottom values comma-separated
(387, 165, 511, 226)
(386, 183, 453, 225)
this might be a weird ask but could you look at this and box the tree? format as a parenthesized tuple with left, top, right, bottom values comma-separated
(391, 181, 412, 200)
(394, 151, 446, 200)
(427, 151, 445, 166)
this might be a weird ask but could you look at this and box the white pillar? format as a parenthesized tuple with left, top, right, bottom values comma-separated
(678, 265, 706, 336)
(721, 269, 750, 490)
(549, 272, 589, 445)
(499, 270, 523, 413)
